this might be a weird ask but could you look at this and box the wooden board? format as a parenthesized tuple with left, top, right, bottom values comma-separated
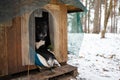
(15, 17, 22, 73)
(7, 18, 19, 74)
(11, 64, 78, 80)
(0, 26, 8, 76)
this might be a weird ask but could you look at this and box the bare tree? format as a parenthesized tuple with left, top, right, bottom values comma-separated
(114, 0, 117, 33)
(113, 0, 116, 33)
(84, 0, 87, 33)
(110, 7, 113, 33)
(101, 0, 113, 38)
(93, 0, 100, 33)
(116, 18, 118, 33)
(87, 0, 90, 33)
(99, 0, 102, 32)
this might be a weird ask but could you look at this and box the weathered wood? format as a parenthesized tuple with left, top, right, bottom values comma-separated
(0, 26, 8, 76)
(60, 4, 68, 63)
(0, 16, 37, 75)
(15, 17, 22, 73)
(7, 18, 18, 74)
(21, 13, 31, 65)
(11, 64, 78, 80)
(44, 4, 68, 63)
(57, 75, 76, 80)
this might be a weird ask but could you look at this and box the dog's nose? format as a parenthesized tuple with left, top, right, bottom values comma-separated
(39, 35, 44, 40)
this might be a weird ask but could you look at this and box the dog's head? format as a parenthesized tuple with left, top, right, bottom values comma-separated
(35, 22, 47, 42)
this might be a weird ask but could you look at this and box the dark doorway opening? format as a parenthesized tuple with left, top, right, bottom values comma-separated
(35, 11, 51, 49)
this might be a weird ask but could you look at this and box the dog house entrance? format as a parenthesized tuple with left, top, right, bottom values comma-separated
(28, 9, 55, 65)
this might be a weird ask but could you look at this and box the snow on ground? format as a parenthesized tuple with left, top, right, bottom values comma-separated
(67, 33, 120, 80)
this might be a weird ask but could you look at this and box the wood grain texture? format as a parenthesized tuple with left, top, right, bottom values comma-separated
(15, 17, 22, 72)
(11, 64, 77, 80)
(7, 19, 18, 74)
(44, 4, 67, 63)
(0, 26, 8, 76)
(21, 13, 31, 65)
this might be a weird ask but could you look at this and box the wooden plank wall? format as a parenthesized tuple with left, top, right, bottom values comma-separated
(0, 16, 36, 76)
(0, 26, 8, 76)
(12, 17, 22, 73)
(21, 13, 37, 70)
(0, 19, 21, 76)
(44, 4, 68, 63)
(6, 17, 22, 74)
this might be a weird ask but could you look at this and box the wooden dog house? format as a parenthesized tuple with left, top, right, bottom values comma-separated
(0, 0, 86, 79)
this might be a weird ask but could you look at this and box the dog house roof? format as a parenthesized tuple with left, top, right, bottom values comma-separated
(0, 0, 87, 24)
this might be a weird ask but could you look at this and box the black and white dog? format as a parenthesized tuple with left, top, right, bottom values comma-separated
(35, 21, 61, 68)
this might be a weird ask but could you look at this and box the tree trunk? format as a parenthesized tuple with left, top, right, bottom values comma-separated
(93, 0, 100, 33)
(88, 0, 90, 33)
(114, 0, 117, 33)
(111, 9, 113, 33)
(116, 18, 118, 33)
(113, 0, 115, 33)
(99, 0, 101, 32)
(84, 0, 87, 33)
(101, 0, 113, 38)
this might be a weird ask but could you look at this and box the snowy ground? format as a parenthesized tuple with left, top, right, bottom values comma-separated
(67, 33, 120, 80)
